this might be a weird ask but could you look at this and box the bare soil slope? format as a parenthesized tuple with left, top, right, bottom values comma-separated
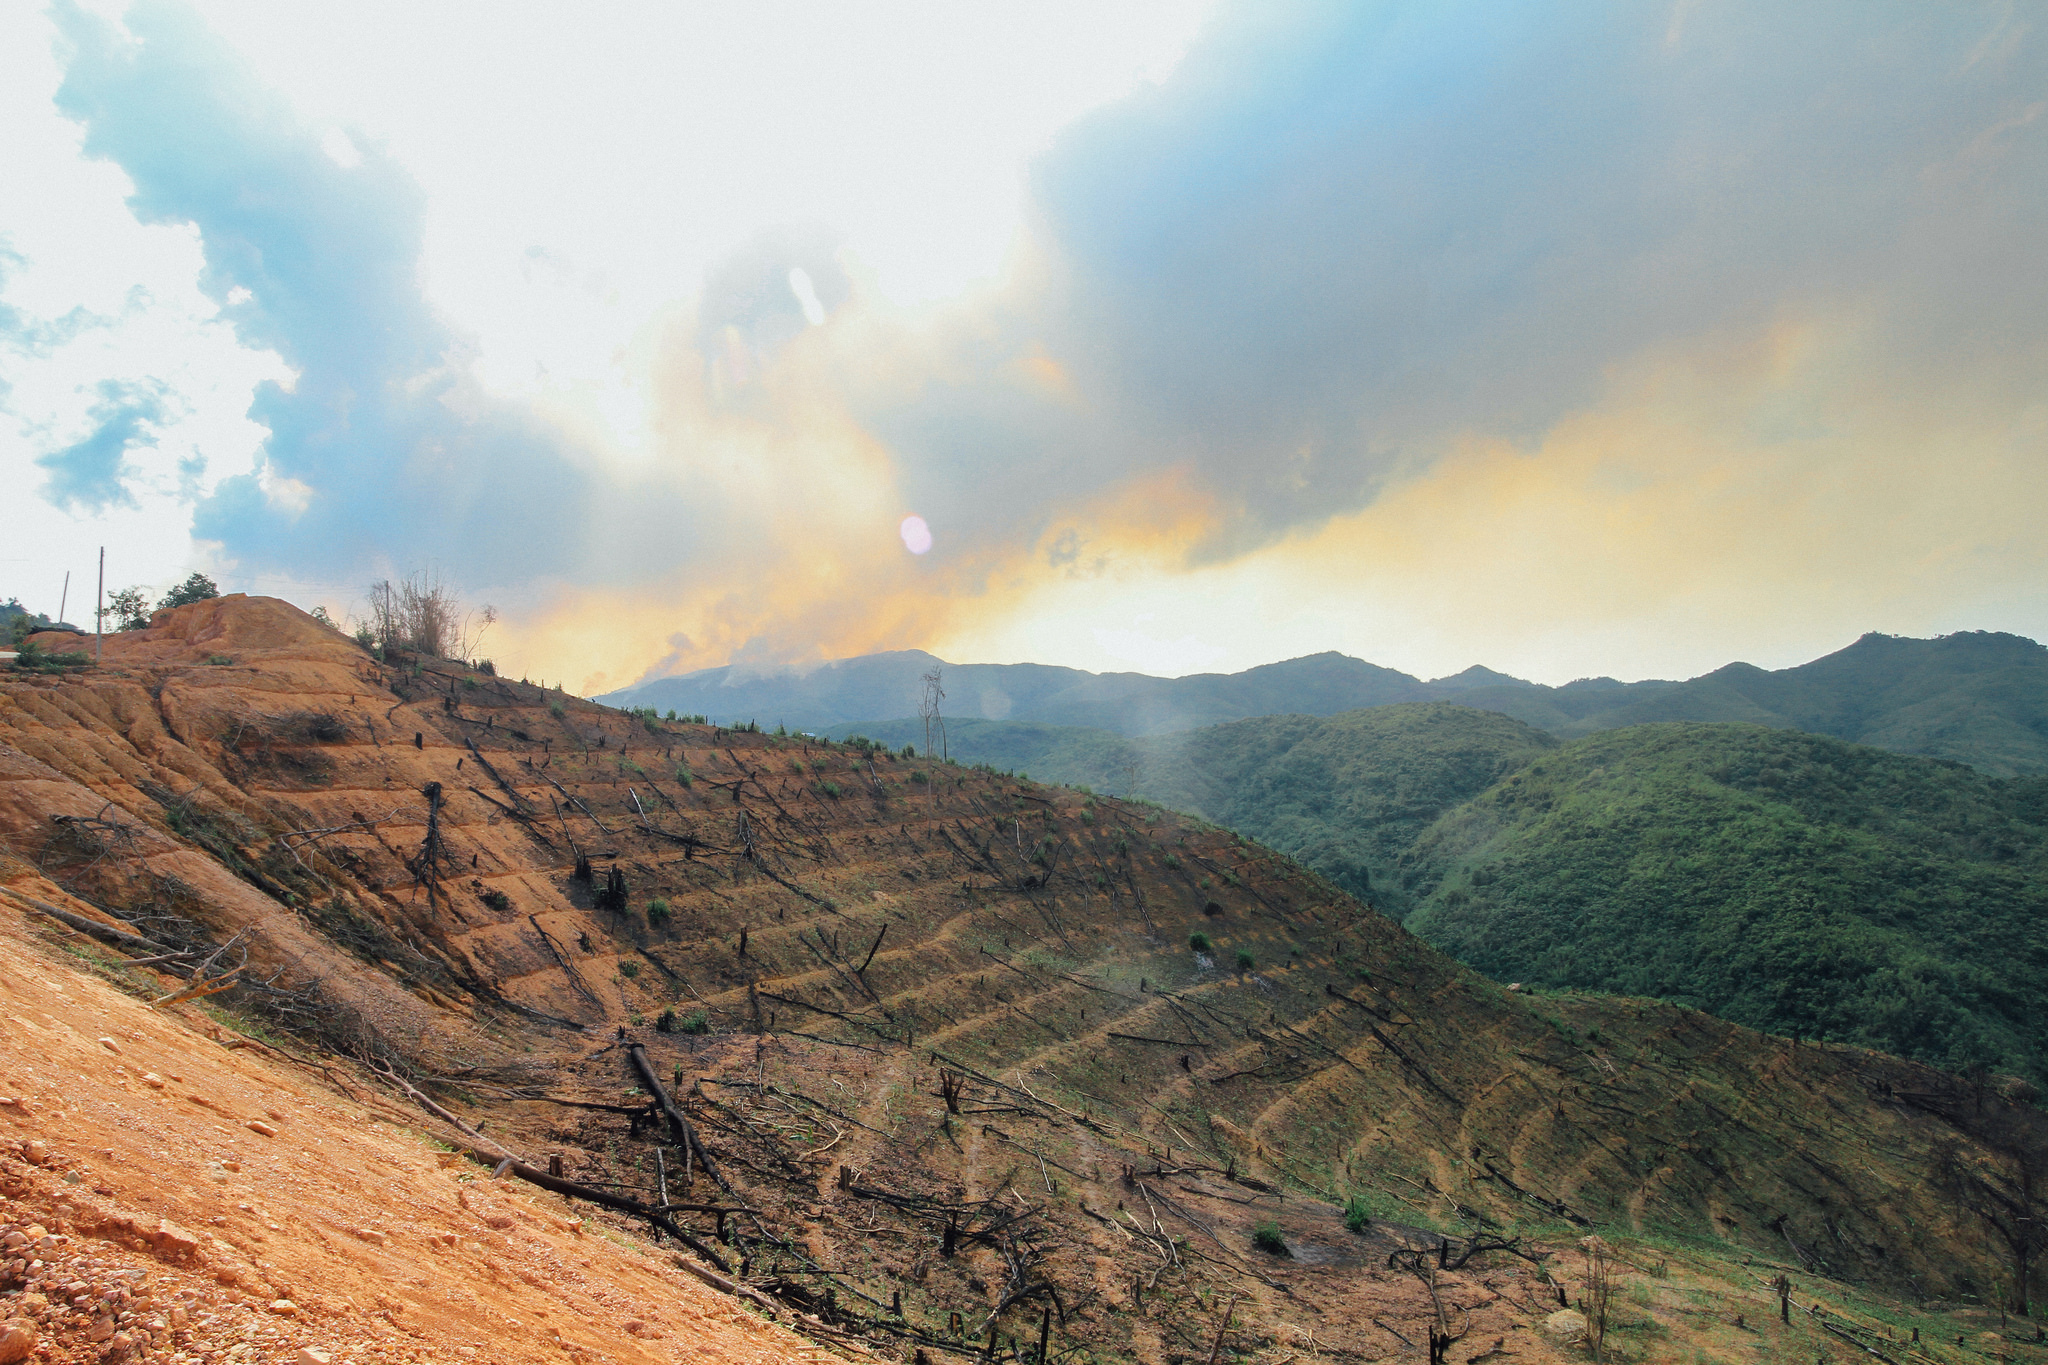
(5, 597, 2046, 1364)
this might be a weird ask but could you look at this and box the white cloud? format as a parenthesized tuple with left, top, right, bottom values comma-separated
(0, 5, 289, 602)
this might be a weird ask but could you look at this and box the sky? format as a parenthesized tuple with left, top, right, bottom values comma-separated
(3, 1, 2044, 694)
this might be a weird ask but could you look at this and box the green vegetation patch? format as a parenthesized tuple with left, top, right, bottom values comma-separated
(1404, 723, 2048, 1083)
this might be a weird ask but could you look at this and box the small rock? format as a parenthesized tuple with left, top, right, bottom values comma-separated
(88, 1315, 117, 1343)
(296, 1349, 332, 1365)
(140, 1074, 165, 1089)
(245, 1122, 278, 1138)
(98, 1038, 121, 1054)
(22, 1141, 49, 1166)
(268, 1299, 298, 1316)
(1543, 1309, 1588, 1344)
(0, 1318, 36, 1365)
(153, 1219, 201, 1259)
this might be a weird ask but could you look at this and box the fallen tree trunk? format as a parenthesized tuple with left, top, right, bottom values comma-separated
(377, 1064, 731, 1271)
(626, 1041, 728, 1191)
(5, 890, 181, 957)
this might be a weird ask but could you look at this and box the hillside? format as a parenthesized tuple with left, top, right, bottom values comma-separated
(8, 597, 2048, 1362)
(1456, 631, 2048, 777)
(0, 915, 817, 1365)
(1403, 724, 2048, 1083)
(614, 629, 2048, 775)
(830, 704, 1559, 911)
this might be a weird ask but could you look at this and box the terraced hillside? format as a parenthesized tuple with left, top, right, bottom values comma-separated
(6, 597, 2047, 1363)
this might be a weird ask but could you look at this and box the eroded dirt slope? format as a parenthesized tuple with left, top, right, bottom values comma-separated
(0, 886, 830, 1365)
(6, 597, 2047, 1363)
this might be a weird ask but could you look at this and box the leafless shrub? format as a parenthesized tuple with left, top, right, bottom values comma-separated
(1582, 1235, 1615, 1361)
(359, 571, 496, 659)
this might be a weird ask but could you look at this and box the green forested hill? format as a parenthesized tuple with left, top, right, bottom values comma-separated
(635, 629, 2048, 774)
(1449, 630, 2048, 776)
(1403, 724, 2048, 1081)
(835, 703, 1557, 907)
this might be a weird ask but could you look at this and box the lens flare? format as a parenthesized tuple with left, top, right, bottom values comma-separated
(787, 267, 827, 326)
(900, 514, 933, 555)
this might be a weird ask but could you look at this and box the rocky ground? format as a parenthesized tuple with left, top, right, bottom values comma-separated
(0, 891, 828, 1365)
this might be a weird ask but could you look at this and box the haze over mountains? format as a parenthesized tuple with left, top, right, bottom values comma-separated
(609, 631, 2048, 1085)
(604, 628, 2048, 776)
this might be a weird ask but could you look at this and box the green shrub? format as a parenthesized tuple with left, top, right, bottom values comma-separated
(676, 764, 693, 787)
(618, 960, 641, 979)
(1252, 1221, 1289, 1256)
(680, 1008, 710, 1034)
(1343, 1196, 1372, 1234)
(479, 888, 512, 912)
(549, 701, 566, 719)
(1189, 932, 1212, 953)
(647, 897, 671, 927)
(207, 654, 233, 666)
(815, 780, 842, 798)
(157, 572, 219, 611)
(1235, 950, 1255, 971)
(656, 1007, 679, 1033)
(1163, 853, 1180, 869)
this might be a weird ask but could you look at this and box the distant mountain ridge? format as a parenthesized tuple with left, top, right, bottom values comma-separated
(600, 629, 2048, 776)
(600, 647, 1427, 737)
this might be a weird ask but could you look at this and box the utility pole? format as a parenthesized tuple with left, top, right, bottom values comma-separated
(58, 570, 69, 629)
(94, 547, 104, 666)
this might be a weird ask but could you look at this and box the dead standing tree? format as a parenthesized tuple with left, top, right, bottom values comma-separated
(919, 665, 946, 764)
(406, 781, 453, 911)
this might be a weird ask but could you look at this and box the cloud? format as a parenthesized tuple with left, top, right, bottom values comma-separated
(51, 0, 607, 584)
(33, 0, 2047, 692)
(35, 377, 166, 511)
(848, 0, 2047, 566)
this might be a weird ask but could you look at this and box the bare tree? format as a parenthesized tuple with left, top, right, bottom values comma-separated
(359, 570, 496, 660)
(1581, 1235, 1615, 1361)
(919, 665, 947, 763)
